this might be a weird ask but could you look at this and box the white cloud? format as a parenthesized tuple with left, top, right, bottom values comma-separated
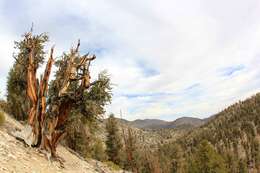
(0, 0, 260, 120)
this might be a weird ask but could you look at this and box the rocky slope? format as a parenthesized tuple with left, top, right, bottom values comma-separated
(0, 112, 127, 173)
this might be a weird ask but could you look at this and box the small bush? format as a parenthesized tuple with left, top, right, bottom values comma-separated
(0, 111, 5, 125)
(104, 161, 121, 171)
(92, 139, 107, 161)
(0, 100, 8, 112)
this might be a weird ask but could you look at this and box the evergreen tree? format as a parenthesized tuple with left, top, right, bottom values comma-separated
(6, 32, 48, 120)
(123, 128, 138, 172)
(252, 138, 260, 167)
(224, 152, 239, 173)
(49, 51, 112, 157)
(7, 30, 112, 157)
(105, 114, 123, 166)
(137, 150, 155, 173)
(238, 159, 248, 173)
(158, 143, 186, 173)
(65, 113, 89, 156)
(190, 140, 227, 173)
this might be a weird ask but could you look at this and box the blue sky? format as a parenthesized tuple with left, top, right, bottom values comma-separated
(0, 0, 260, 120)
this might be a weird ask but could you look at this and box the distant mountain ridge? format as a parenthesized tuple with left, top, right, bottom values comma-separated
(117, 116, 209, 129)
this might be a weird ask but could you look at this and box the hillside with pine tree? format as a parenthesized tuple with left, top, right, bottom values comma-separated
(149, 93, 260, 173)
(0, 29, 260, 173)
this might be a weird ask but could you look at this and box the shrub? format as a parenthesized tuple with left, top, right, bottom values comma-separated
(105, 161, 121, 171)
(92, 139, 107, 161)
(0, 111, 5, 125)
(0, 100, 8, 112)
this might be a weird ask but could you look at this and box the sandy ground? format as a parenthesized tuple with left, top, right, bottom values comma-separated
(0, 113, 127, 173)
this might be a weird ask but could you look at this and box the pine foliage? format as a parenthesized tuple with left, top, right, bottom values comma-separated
(105, 114, 123, 166)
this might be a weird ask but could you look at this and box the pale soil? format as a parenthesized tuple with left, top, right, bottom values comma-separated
(0, 113, 127, 173)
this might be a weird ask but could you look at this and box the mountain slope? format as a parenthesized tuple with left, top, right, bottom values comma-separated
(100, 118, 185, 149)
(183, 93, 260, 147)
(119, 117, 207, 129)
(0, 113, 126, 173)
(177, 93, 260, 172)
(166, 117, 205, 129)
(129, 119, 168, 129)
(151, 93, 260, 173)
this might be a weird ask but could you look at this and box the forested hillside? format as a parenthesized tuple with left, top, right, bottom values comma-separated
(94, 93, 260, 172)
(101, 117, 186, 149)
(119, 117, 206, 130)
(1, 29, 260, 173)
(155, 93, 260, 173)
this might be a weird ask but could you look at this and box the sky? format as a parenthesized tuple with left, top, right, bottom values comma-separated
(0, 0, 260, 121)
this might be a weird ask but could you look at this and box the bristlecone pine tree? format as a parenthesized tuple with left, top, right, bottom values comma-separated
(13, 31, 109, 159)
(7, 33, 48, 120)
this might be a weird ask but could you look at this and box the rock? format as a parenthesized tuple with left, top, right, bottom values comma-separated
(7, 153, 16, 160)
(12, 125, 37, 146)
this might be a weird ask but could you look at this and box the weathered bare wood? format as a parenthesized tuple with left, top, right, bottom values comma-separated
(39, 46, 54, 124)
(41, 41, 96, 157)
(75, 39, 80, 53)
(59, 42, 81, 97)
(27, 38, 38, 126)
(15, 35, 97, 158)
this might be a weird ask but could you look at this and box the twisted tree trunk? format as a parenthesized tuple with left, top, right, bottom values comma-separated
(17, 40, 55, 147)
(14, 34, 96, 159)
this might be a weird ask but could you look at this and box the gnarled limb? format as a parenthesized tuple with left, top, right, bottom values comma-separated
(14, 35, 98, 159)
